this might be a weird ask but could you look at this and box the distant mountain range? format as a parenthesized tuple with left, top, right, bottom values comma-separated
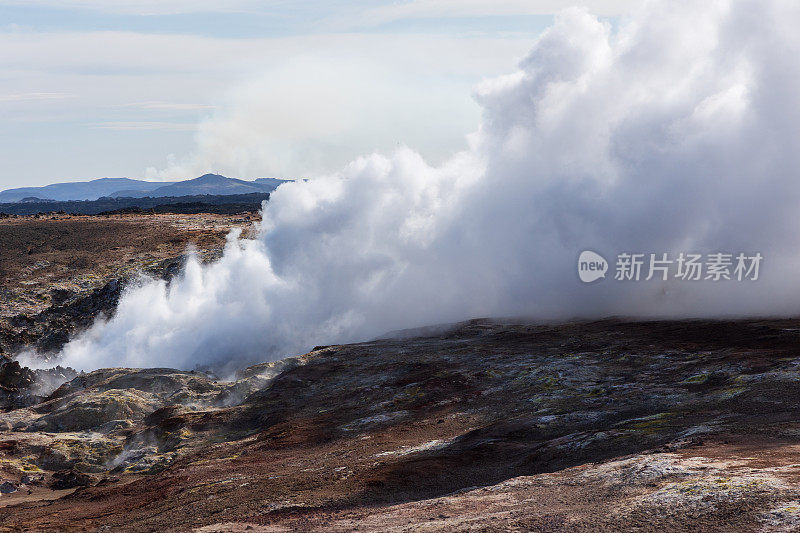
(0, 174, 292, 203)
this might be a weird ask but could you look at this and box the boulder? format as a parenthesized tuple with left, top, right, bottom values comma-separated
(50, 470, 93, 490)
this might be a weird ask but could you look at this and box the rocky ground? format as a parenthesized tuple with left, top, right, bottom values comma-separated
(0, 213, 256, 416)
(2, 214, 800, 531)
(0, 316, 799, 531)
(0, 213, 256, 360)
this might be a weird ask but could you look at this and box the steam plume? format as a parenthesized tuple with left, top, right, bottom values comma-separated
(40, 0, 800, 371)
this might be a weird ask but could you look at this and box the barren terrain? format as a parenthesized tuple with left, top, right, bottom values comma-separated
(0, 318, 799, 531)
(1, 216, 800, 531)
(0, 213, 256, 357)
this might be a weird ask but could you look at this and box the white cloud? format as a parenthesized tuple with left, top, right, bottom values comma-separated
(0, 92, 72, 102)
(0, 0, 642, 18)
(358, 0, 642, 26)
(0, 30, 532, 113)
(90, 121, 196, 131)
(145, 45, 516, 180)
(123, 102, 217, 111)
(0, 28, 536, 187)
(0, 0, 264, 15)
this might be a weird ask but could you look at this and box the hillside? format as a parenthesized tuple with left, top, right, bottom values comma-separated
(0, 175, 292, 203)
(114, 174, 285, 198)
(0, 178, 176, 203)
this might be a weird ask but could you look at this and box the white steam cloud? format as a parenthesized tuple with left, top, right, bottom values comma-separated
(39, 0, 800, 371)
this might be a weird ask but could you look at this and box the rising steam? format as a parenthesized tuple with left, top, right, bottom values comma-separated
(35, 0, 800, 371)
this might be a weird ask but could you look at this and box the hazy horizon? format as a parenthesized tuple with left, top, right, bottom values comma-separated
(0, 1, 642, 190)
(0, 173, 283, 190)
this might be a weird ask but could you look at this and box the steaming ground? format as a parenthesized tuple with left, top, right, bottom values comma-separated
(32, 0, 800, 372)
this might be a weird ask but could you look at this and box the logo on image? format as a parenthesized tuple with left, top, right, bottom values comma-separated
(578, 251, 608, 283)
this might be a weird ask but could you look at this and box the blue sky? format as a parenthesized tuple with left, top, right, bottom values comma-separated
(0, 1, 637, 189)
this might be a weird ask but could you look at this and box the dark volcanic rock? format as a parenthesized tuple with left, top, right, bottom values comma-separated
(0, 360, 40, 409)
(3, 319, 800, 531)
(0, 361, 35, 392)
(2, 258, 186, 360)
(50, 470, 93, 490)
(0, 279, 123, 358)
(0, 212, 255, 362)
(20, 473, 44, 486)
